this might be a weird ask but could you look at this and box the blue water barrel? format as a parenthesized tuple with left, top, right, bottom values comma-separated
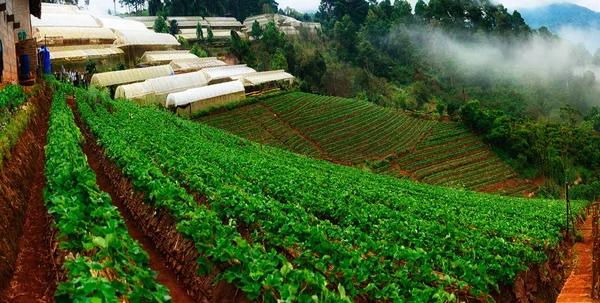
(19, 54, 30, 79)
(40, 46, 51, 74)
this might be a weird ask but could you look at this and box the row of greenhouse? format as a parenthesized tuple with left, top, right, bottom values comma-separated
(90, 58, 293, 115)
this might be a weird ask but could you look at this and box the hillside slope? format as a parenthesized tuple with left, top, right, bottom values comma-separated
(520, 3, 600, 32)
(77, 87, 587, 301)
(200, 92, 537, 196)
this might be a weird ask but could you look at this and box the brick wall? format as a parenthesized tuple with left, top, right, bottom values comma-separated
(16, 38, 37, 78)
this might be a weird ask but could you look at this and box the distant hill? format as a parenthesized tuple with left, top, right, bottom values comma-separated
(519, 3, 600, 33)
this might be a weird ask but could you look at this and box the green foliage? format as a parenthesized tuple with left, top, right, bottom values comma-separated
(251, 20, 263, 40)
(0, 88, 33, 170)
(78, 88, 589, 301)
(190, 43, 208, 58)
(85, 60, 97, 74)
(207, 27, 214, 44)
(169, 19, 179, 35)
(270, 48, 288, 71)
(230, 30, 252, 64)
(177, 35, 188, 48)
(153, 16, 168, 33)
(45, 81, 170, 302)
(196, 22, 204, 41)
(112, 62, 126, 71)
(333, 15, 357, 60)
(261, 22, 285, 54)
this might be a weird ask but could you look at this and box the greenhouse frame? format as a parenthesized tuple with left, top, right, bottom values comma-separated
(90, 65, 174, 88)
(241, 70, 295, 87)
(35, 27, 116, 46)
(166, 81, 246, 115)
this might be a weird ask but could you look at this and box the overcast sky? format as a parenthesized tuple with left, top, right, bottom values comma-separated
(87, 0, 600, 16)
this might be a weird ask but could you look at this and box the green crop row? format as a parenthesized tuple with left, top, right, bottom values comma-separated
(77, 85, 587, 301)
(44, 81, 171, 302)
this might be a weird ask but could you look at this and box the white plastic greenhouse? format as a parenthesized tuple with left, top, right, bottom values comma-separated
(169, 57, 227, 73)
(140, 51, 199, 65)
(40, 3, 81, 14)
(241, 70, 295, 86)
(166, 81, 246, 115)
(51, 45, 124, 61)
(96, 17, 149, 31)
(113, 30, 180, 47)
(91, 65, 174, 88)
(202, 65, 257, 83)
(35, 27, 117, 46)
(115, 71, 209, 106)
(32, 13, 100, 28)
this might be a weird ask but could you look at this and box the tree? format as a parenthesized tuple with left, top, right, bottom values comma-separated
(414, 0, 428, 21)
(196, 22, 204, 41)
(261, 22, 284, 54)
(153, 16, 169, 33)
(251, 20, 263, 40)
(148, 0, 162, 15)
(85, 60, 97, 74)
(230, 30, 252, 63)
(190, 44, 208, 57)
(169, 19, 180, 36)
(333, 15, 358, 60)
(594, 49, 600, 66)
(178, 36, 188, 48)
(207, 27, 214, 44)
(271, 48, 288, 70)
(560, 104, 582, 128)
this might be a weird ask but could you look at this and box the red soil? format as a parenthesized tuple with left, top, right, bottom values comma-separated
(2, 89, 56, 302)
(556, 215, 594, 303)
(69, 100, 195, 303)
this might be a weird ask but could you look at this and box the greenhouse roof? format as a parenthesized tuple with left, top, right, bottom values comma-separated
(202, 65, 257, 82)
(35, 27, 116, 44)
(91, 65, 174, 88)
(32, 13, 100, 28)
(241, 70, 295, 86)
(140, 51, 198, 64)
(39, 3, 80, 15)
(96, 17, 149, 31)
(114, 30, 180, 46)
(115, 82, 152, 100)
(50, 45, 124, 61)
(204, 17, 243, 28)
(169, 57, 227, 72)
(166, 81, 245, 107)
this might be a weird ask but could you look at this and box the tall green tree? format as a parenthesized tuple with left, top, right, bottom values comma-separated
(252, 20, 263, 40)
(196, 22, 204, 41)
(153, 16, 169, 33)
(333, 15, 358, 60)
(169, 19, 180, 36)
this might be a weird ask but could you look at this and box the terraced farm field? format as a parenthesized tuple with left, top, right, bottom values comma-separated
(200, 92, 536, 196)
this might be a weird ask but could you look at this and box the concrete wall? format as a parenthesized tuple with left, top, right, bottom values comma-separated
(0, 0, 18, 83)
(13, 0, 31, 41)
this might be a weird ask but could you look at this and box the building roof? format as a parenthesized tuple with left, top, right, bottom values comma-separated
(30, 0, 42, 18)
(241, 70, 295, 86)
(166, 81, 245, 107)
(202, 65, 257, 82)
(140, 51, 198, 64)
(113, 29, 180, 47)
(204, 17, 243, 28)
(91, 65, 174, 88)
(169, 57, 227, 73)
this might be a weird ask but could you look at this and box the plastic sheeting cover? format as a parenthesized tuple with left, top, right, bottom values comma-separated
(146, 71, 209, 95)
(35, 27, 116, 44)
(166, 81, 245, 107)
(115, 82, 152, 100)
(241, 70, 294, 86)
(140, 51, 198, 64)
(32, 13, 101, 28)
(202, 65, 257, 81)
(169, 57, 227, 72)
(114, 30, 180, 46)
(91, 65, 174, 88)
(96, 17, 148, 31)
(51, 46, 124, 61)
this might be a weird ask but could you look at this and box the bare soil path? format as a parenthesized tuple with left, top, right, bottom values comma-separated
(557, 215, 595, 303)
(2, 89, 55, 303)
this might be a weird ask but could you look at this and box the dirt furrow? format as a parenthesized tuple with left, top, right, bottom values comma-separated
(69, 100, 196, 303)
(1, 88, 56, 303)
